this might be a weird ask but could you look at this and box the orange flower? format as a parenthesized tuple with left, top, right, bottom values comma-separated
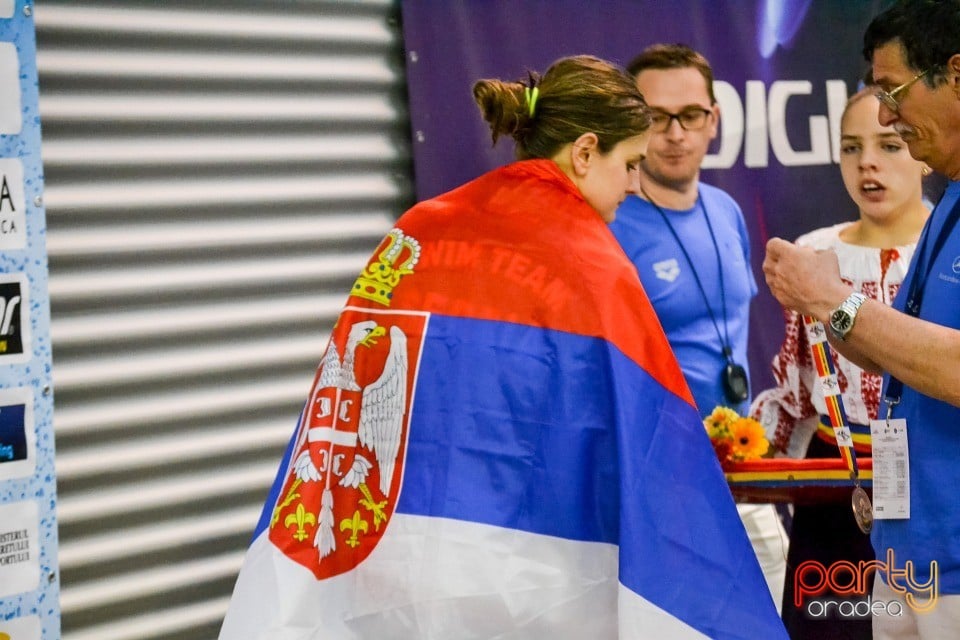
(729, 417, 769, 461)
(704, 406, 770, 466)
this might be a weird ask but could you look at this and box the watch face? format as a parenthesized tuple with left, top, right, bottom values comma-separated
(831, 310, 852, 333)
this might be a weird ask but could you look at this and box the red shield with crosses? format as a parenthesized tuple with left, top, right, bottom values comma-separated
(268, 306, 427, 579)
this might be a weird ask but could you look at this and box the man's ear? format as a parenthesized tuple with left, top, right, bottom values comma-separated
(570, 132, 599, 176)
(949, 54, 960, 97)
(709, 101, 721, 139)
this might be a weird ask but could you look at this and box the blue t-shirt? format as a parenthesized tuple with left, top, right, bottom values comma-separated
(875, 180, 960, 594)
(609, 183, 757, 417)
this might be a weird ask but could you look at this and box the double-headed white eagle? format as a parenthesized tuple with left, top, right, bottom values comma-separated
(292, 320, 408, 557)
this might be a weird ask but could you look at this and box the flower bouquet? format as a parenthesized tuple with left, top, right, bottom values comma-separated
(705, 406, 875, 505)
(703, 406, 769, 470)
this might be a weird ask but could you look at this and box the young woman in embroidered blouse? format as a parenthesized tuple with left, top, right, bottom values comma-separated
(750, 86, 931, 640)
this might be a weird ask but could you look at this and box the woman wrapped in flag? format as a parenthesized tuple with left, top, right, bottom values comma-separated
(751, 86, 930, 639)
(221, 54, 786, 640)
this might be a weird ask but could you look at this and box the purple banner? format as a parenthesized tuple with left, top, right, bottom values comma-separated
(401, 0, 892, 390)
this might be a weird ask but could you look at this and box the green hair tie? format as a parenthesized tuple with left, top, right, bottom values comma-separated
(524, 86, 539, 118)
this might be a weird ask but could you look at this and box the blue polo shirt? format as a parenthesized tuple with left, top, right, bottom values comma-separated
(875, 180, 960, 594)
(609, 183, 757, 417)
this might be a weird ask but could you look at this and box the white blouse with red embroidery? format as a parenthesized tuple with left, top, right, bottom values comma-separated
(750, 222, 918, 458)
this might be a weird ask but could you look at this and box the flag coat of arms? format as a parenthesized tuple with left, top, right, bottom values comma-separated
(220, 160, 787, 639)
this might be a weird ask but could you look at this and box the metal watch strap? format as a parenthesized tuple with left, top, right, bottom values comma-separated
(830, 291, 867, 340)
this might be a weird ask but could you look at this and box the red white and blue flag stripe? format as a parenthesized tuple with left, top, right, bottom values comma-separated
(220, 160, 787, 639)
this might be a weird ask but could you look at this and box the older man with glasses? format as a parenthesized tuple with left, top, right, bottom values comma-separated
(608, 43, 788, 616)
(763, 1, 960, 638)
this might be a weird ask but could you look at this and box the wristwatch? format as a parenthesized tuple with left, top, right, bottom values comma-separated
(828, 291, 868, 341)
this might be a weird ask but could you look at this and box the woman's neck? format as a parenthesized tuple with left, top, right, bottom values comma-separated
(839, 203, 930, 248)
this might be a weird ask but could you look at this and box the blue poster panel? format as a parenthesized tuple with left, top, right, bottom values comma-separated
(400, 0, 899, 391)
(0, 1, 60, 639)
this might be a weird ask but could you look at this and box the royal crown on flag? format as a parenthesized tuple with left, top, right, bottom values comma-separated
(351, 228, 421, 306)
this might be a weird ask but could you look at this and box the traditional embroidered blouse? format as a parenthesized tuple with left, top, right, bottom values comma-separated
(750, 222, 917, 458)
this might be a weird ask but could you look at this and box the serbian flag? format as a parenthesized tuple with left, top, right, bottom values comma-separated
(220, 160, 787, 639)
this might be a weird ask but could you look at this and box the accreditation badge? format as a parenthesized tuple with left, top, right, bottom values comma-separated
(869, 418, 910, 519)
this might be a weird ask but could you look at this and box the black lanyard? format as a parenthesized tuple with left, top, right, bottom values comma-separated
(642, 188, 735, 365)
(885, 192, 960, 406)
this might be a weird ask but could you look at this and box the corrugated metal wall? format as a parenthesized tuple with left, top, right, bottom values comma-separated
(35, 2, 413, 638)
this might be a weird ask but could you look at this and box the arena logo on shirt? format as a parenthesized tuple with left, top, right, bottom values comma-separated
(794, 548, 939, 618)
(652, 258, 680, 283)
(951, 255, 960, 274)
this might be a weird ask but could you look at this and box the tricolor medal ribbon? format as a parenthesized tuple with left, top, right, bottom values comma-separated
(802, 314, 873, 534)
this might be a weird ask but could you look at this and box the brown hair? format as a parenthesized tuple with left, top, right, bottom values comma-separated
(472, 55, 650, 160)
(626, 43, 716, 104)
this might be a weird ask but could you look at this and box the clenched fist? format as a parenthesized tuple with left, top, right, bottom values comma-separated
(762, 238, 851, 321)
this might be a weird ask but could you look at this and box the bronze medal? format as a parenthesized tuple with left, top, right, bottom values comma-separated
(852, 486, 873, 534)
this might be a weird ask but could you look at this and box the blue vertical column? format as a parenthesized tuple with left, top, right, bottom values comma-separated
(0, 1, 60, 639)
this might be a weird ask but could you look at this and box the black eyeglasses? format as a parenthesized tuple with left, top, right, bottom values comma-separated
(648, 108, 712, 133)
(875, 68, 931, 113)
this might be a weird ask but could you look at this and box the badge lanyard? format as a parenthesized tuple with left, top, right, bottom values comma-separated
(643, 189, 749, 404)
(802, 314, 873, 533)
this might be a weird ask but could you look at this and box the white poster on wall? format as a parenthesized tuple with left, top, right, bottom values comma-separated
(0, 614, 41, 640)
(0, 43, 19, 134)
(0, 159, 25, 250)
(0, 500, 40, 599)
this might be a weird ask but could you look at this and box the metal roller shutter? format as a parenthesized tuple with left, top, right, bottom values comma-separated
(35, 2, 413, 638)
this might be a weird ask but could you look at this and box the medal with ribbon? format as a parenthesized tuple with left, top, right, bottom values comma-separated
(802, 314, 873, 534)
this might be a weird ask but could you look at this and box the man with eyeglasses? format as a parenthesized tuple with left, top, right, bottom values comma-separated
(763, 1, 960, 638)
(609, 43, 788, 615)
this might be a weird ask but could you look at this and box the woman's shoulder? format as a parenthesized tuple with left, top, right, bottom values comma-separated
(794, 222, 851, 249)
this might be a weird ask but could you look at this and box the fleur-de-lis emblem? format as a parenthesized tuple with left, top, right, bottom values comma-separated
(339, 510, 369, 548)
(358, 483, 389, 531)
(284, 503, 316, 542)
(271, 478, 303, 529)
